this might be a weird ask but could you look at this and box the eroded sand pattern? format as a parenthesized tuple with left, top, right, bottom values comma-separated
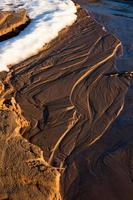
(0, 2, 133, 200)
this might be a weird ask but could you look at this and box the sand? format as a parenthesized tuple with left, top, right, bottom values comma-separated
(0, 9, 30, 41)
(0, 3, 133, 200)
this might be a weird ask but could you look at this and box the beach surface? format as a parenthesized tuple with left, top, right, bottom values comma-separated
(0, 1, 133, 200)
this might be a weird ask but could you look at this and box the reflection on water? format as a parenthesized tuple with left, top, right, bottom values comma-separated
(83, 0, 133, 71)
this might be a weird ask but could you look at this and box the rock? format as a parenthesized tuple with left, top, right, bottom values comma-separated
(0, 9, 30, 42)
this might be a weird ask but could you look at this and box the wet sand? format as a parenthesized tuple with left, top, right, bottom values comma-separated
(0, 4, 133, 200)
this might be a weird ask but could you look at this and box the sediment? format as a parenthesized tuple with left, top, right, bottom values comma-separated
(0, 5, 133, 200)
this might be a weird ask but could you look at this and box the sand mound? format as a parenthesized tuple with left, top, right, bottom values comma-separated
(0, 84, 61, 200)
(0, 9, 30, 42)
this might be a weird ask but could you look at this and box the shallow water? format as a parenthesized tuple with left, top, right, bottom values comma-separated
(83, 0, 133, 71)
(86, 0, 133, 19)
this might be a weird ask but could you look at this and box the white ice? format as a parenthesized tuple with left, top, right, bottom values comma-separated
(0, 0, 77, 72)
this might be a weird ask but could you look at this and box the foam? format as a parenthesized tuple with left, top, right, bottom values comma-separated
(0, 0, 77, 72)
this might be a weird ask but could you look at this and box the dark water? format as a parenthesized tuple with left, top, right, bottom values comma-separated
(86, 0, 133, 19)
(83, 0, 133, 71)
